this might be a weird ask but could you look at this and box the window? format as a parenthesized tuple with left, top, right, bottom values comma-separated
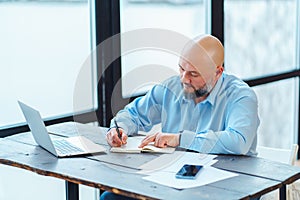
(0, 0, 97, 131)
(253, 79, 297, 148)
(120, 0, 208, 98)
(225, 0, 297, 78)
(224, 0, 299, 148)
(95, 0, 300, 152)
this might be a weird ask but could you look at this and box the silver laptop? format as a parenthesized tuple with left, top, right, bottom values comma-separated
(18, 101, 106, 157)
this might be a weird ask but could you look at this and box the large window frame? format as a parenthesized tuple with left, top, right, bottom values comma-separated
(96, 0, 223, 127)
(0, 0, 98, 137)
(2, 0, 300, 156)
(96, 0, 300, 153)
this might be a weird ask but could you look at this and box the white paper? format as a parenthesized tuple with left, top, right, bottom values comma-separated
(110, 136, 175, 154)
(138, 151, 217, 174)
(138, 152, 237, 189)
(142, 165, 238, 189)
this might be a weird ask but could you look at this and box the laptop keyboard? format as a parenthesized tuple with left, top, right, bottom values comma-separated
(53, 139, 84, 155)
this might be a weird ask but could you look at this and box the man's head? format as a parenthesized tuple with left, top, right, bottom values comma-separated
(178, 34, 224, 100)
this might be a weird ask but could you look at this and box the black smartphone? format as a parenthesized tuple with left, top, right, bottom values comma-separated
(175, 164, 203, 179)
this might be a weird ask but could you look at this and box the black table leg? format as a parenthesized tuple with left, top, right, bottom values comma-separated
(66, 181, 79, 200)
(279, 184, 287, 200)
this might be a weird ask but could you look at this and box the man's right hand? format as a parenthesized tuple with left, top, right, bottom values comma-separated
(106, 128, 128, 147)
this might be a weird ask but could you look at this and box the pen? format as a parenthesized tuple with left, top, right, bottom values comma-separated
(114, 118, 122, 140)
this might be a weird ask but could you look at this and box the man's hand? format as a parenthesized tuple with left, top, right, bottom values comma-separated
(106, 128, 128, 147)
(139, 132, 180, 148)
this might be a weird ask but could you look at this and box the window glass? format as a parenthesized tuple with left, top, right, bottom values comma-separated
(0, 1, 96, 129)
(224, 0, 297, 79)
(253, 78, 297, 149)
(120, 0, 208, 98)
(224, 0, 298, 148)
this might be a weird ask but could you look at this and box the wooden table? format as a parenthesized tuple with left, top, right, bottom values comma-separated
(1, 122, 300, 200)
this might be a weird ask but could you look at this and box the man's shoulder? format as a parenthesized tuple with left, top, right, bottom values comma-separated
(222, 73, 257, 98)
(223, 73, 249, 88)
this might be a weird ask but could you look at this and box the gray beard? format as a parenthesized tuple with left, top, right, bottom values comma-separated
(194, 87, 209, 97)
(183, 84, 209, 99)
(183, 91, 196, 99)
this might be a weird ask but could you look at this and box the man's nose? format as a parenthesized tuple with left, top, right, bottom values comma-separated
(181, 71, 191, 83)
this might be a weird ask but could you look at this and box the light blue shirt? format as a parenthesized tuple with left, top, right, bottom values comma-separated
(111, 73, 260, 156)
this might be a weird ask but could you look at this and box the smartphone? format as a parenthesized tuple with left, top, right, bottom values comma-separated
(175, 164, 203, 179)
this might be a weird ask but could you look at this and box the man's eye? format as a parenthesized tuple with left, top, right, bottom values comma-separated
(191, 73, 199, 77)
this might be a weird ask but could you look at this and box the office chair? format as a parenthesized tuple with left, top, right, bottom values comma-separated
(257, 144, 299, 200)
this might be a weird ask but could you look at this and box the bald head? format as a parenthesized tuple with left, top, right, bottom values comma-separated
(180, 34, 224, 74)
(195, 34, 224, 67)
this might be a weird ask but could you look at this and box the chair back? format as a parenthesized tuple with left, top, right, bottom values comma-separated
(257, 144, 298, 165)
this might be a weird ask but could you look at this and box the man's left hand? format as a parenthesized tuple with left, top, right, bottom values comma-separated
(139, 132, 180, 148)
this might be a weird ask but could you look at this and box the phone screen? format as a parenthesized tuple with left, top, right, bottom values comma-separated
(175, 164, 203, 179)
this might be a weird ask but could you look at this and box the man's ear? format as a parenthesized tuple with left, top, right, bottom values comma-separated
(216, 65, 224, 76)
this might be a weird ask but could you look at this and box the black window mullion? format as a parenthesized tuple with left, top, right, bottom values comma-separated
(211, 0, 224, 44)
(244, 69, 300, 87)
(95, 0, 120, 127)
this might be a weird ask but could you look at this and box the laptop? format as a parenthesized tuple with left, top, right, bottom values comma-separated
(18, 101, 106, 157)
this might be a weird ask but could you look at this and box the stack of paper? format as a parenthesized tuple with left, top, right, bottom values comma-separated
(138, 152, 238, 189)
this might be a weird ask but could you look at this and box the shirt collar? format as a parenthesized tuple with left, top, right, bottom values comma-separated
(202, 73, 224, 106)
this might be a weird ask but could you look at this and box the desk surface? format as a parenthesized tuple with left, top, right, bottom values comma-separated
(1, 122, 300, 200)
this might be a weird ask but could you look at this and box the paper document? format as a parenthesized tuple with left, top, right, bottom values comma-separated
(110, 136, 175, 154)
(143, 165, 238, 189)
(138, 151, 217, 173)
(138, 152, 238, 189)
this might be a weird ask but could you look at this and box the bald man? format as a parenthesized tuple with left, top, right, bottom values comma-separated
(102, 34, 260, 199)
(106, 34, 259, 155)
